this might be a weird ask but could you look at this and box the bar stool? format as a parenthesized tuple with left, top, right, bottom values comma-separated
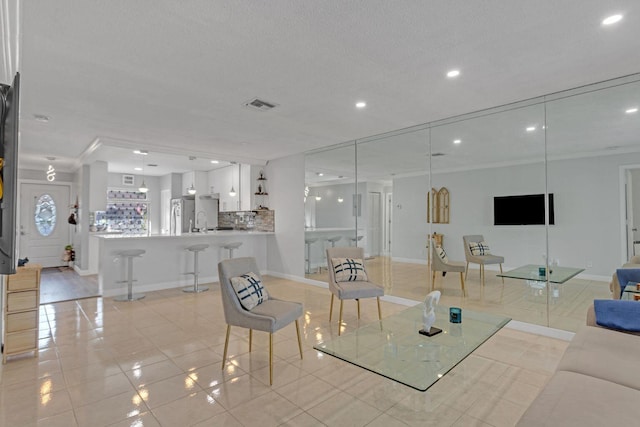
(183, 244, 210, 293)
(114, 249, 146, 301)
(320, 236, 342, 272)
(221, 242, 242, 259)
(305, 237, 318, 274)
(349, 235, 364, 246)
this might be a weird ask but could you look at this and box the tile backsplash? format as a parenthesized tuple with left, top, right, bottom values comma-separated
(218, 210, 274, 232)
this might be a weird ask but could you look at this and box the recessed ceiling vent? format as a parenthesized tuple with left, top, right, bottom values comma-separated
(244, 98, 278, 112)
(431, 152, 446, 157)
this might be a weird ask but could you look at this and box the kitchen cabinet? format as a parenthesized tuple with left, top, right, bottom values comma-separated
(3, 264, 41, 363)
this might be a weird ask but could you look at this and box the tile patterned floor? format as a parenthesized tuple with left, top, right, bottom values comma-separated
(0, 276, 569, 426)
(307, 256, 610, 332)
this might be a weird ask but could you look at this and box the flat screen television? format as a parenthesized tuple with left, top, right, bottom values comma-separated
(0, 72, 20, 274)
(493, 193, 554, 226)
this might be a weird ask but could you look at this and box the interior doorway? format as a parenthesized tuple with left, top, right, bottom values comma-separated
(620, 165, 640, 262)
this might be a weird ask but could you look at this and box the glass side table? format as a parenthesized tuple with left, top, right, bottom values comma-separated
(622, 282, 640, 301)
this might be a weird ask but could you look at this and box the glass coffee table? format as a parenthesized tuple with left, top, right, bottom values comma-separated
(314, 305, 510, 391)
(497, 264, 584, 284)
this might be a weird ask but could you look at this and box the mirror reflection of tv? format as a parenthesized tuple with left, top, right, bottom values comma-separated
(0, 72, 20, 274)
(493, 193, 554, 226)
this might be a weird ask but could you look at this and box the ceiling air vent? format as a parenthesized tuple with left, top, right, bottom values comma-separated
(431, 152, 446, 157)
(244, 98, 278, 112)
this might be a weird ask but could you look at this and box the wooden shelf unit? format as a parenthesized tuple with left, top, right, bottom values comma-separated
(3, 264, 42, 363)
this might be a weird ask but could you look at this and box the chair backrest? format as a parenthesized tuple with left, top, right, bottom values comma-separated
(218, 257, 261, 326)
(326, 247, 366, 292)
(462, 235, 484, 261)
(431, 238, 447, 271)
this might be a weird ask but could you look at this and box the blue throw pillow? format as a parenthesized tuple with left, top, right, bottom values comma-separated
(594, 299, 640, 332)
(616, 268, 640, 298)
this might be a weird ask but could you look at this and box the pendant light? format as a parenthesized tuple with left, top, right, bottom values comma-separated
(229, 186, 236, 197)
(229, 161, 238, 197)
(187, 183, 196, 195)
(138, 155, 148, 193)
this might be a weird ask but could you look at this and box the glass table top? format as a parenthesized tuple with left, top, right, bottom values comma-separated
(497, 264, 584, 284)
(314, 305, 510, 391)
(622, 283, 640, 300)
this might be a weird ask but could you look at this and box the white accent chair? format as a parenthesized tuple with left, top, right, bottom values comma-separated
(430, 239, 466, 296)
(462, 235, 504, 287)
(218, 257, 303, 385)
(326, 247, 383, 335)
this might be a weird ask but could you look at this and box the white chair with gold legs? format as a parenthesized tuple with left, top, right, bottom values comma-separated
(462, 235, 504, 287)
(431, 239, 466, 296)
(326, 247, 383, 335)
(218, 257, 303, 385)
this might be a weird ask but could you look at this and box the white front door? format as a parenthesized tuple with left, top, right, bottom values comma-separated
(19, 183, 71, 267)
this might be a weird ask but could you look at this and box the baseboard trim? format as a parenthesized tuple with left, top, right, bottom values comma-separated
(505, 320, 575, 341)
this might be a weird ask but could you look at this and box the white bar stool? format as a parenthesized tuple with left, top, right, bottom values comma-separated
(221, 242, 243, 259)
(349, 235, 364, 246)
(184, 244, 210, 293)
(320, 236, 342, 272)
(114, 249, 146, 301)
(305, 237, 318, 274)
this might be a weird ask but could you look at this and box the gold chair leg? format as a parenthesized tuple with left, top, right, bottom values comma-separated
(357, 299, 361, 319)
(249, 329, 252, 352)
(432, 270, 437, 290)
(269, 333, 273, 386)
(499, 264, 504, 284)
(460, 272, 466, 296)
(377, 296, 382, 320)
(222, 325, 231, 370)
(295, 319, 303, 359)
(338, 300, 344, 336)
(481, 264, 485, 287)
(465, 262, 469, 280)
(329, 294, 334, 321)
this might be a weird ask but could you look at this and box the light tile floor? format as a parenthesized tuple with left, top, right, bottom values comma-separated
(307, 256, 610, 332)
(0, 276, 569, 427)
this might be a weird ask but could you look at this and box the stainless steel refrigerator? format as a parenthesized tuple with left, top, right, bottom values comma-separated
(170, 197, 195, 235)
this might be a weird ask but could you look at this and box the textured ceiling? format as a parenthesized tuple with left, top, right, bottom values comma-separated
(14, 1, 640, 173)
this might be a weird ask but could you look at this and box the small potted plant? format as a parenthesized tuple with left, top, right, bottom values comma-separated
(63, 244, 76, 266)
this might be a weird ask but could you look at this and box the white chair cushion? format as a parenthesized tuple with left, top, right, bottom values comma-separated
(436, 246, 449, 263)
(332, 258, 368, 282)
(469, 241, 491, 256)
(230, 272, 269, 310)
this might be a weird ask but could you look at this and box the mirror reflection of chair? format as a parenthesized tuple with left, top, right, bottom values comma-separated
(326, 247, 383, 335)
(430, 239, 466, 296)
(218, 257, 303, 385)
(462, 235, 504, 287)
(304, 237, 318, 274)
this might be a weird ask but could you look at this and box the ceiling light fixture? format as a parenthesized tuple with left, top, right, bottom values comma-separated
(526, 126, 537, 132)
(187, 183, 196, 195)
(317, 172, 324, 176)
(229, 186, 236, 197)
(315, 193, 322, 201)
(453, 139, 461, 144)
(446, 69, 460, 78)
(337, 197, 344, 203)
(211, 160, 219, 164)
(602, 14, 623, 26)
(133, 150, 148, 155)
(355, 101, 367, 108)
(134, 167, 142, 171)
(626, 107, 638, 114)
(138, 156, 148, 193)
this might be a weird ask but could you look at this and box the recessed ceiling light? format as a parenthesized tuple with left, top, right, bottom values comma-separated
(602, 14, 623, 26)
(317, 172, 324, 176)
(626, 107, 638, 114)
(210, 160, 219, 164)
(134, 167, 142, 171)
(355, 101, 367, 109)
(526, 126, 537, 132)
(133, 150, 148, 155)
(453, 139, 461, 144)
(446, 69, 460, 78)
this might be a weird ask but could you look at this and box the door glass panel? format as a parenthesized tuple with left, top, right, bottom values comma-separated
(34, 193, 57, 237)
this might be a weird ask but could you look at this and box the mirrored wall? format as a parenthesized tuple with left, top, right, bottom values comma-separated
(305, 73, 640, 332)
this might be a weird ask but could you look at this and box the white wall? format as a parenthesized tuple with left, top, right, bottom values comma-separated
(632, 169, 640, 243)
(266, 154, 305, 277)
(392, 152, 640, 277)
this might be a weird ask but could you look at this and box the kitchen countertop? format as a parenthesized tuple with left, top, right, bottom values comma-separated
(94, 230, 274, 239)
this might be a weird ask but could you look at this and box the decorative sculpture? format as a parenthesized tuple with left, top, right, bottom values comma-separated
(419, 290, 443, 336)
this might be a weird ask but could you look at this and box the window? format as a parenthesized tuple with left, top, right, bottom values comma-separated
(34, 194, 56, 237)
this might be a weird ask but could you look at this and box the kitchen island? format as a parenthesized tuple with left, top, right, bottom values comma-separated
(95, 231, 274, 297)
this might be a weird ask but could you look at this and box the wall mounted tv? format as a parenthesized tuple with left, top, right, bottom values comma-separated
(0, 72, 20, 274)
(493, 193, 554, 226)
